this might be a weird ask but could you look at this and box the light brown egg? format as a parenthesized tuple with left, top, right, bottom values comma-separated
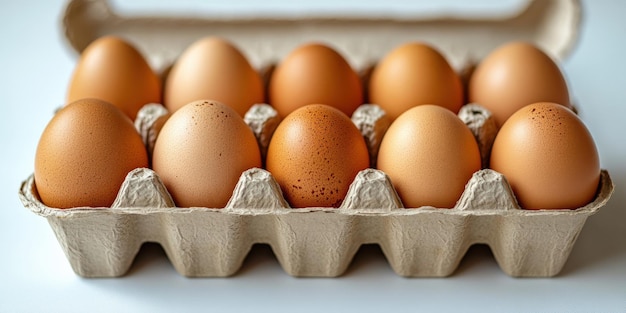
(490, 102, 600, 210)
(152, 100, 262, 208)
(164, 37, 264, 117)
(266, 104, 369, 208)
(468, 41, 570, 127)
(268, 43, 363, 118)
(34, 99, 149, 208)
(369, 42, 464, 120)
(67, 36, 161, 120)
(377, 105, 481, 208)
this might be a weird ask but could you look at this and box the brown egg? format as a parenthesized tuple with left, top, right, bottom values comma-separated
(490, 102, 600, 210)
(377, 105, 481, 208)
(268, 43, 363, 118)
(152, 100, 262, 208)
(67, 36, 161, 120)
(34, 99, 149, 208)
(164, 37, 264, 117)
(266, 104, 369, 208)
(369, 42, 464, 120)
(468, 41, 570, 127)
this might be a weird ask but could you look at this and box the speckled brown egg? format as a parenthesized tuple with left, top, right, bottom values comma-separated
(377, 105, 481, 208)
(152, 100, 262, 208)
(34, 98, 149, 208)
(67, 36, 162, 120)
(468, 41, 570, 127)
(164, 37, 265, 117)
(268, 43, 363, 118)
(369, 42, 464, 120)
(266, 104, 369, 208)
(490, 102, 600, 210)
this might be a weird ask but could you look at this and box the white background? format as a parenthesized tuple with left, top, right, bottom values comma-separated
(1, 1, 625, 312)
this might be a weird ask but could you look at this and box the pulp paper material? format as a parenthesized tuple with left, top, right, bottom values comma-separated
(134, 103, 169, 159)
(17, 0, 614, 278)
(243, 104, 281, 163)
(18, 102, 614, 278)
(458, 104, 498, 168)
(351, 105, 392, 169)
(18, 166, 613, 278)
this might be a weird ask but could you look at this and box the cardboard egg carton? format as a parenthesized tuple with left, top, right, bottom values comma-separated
(18, 0, 615, 277)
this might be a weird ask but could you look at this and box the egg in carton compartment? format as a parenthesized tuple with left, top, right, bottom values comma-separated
(19, 0, 615, 277)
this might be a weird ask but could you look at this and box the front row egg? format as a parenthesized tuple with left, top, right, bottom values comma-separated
(377, 105, 481, 208)
(34, 98, 149, 209)
(490, 102, 600, 210)
(266, 104, 370, 208)
(152, 100, 262, 208)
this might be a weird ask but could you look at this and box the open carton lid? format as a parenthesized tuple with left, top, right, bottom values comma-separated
(63, 0, 581, 73)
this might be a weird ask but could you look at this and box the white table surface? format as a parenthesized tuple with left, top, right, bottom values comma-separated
(1, 1, 625, 312)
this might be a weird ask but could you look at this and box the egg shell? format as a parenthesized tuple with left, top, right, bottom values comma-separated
(152, 100, 262, 208)
(164, 37, 265, 117)
(468, 41, 570, 127)
(67, 36, 161, 120)
(377, 105, 482, 208)
(490, 102, 600, 209)
(266, 104, 369, 208)
(34, 98, 149, 208)
(369, 42, 464, 120)
(268, 43, 363, 118)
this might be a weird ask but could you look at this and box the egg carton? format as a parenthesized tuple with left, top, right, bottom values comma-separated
(19, 0, 614, 277)
(19, 102, 613, 278)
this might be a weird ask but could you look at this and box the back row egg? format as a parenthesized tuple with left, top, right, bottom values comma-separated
(67, 36, 161, 120)
(369, 42, 464, 120)
(164, 37, 265, 117)
(468, 41, 570, 127)
(269, 43, 363, 118)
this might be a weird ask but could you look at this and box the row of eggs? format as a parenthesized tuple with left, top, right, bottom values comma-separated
(33, 36, 600, 211)
(66, 36, 568, 127)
